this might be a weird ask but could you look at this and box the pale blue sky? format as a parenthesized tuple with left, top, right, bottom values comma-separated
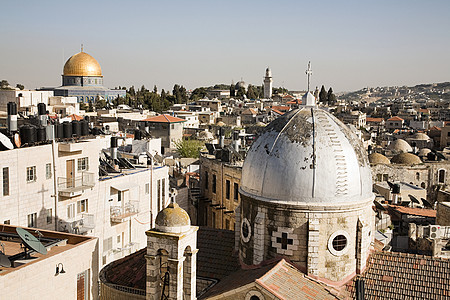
(0, 0, 449, 92)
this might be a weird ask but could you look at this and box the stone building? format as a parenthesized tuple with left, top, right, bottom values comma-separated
(142, 114, 186, 153)
(263, 67, 273, 99)
(198, 153, 242, 230)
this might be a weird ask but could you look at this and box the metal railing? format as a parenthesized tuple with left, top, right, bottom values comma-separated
(58, 172, 95, 191)
(59, 213, 95, 234)
(110, 201, 139, 222)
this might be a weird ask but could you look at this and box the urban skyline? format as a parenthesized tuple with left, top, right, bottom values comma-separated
(1, 0, 449, 92)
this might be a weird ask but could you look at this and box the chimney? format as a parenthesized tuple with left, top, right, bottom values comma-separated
(110, 136, 118, 161)
(7, 102, 17, 133)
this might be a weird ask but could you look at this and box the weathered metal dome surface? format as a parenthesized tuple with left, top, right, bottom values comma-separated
(155, 203, 190, 233)
(391, 153, 422, 165)
(241, 107, 373, 205)
(368, 153, 390, 165)
(387, 139, 412, 153)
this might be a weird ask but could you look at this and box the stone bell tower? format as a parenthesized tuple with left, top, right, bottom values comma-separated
(145, 203, 198, 300)
(263, 67, 273, 99)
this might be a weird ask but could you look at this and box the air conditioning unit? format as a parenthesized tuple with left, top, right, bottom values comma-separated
(429, 225, 441, 239)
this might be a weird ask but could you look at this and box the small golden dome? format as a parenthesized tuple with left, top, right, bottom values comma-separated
(155, 203, 190, 233)
(63, 51, 102, 77)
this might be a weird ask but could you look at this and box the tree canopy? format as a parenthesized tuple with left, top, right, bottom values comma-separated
(174, 138, 205, 158)
(319, 85, 328, 103)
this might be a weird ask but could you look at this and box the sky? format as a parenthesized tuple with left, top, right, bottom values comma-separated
(0, 0, 449, 92)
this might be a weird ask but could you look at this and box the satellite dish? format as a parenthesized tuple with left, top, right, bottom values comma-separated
(16, 227, 47, 255)
(408, 194, 421, 204)
(0, 253, 11, 268)
(13, 133, 21, 148)
(0, 132, 13, 150)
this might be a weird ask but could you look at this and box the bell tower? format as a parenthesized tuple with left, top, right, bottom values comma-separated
(263, 67, 273, 99)
(145, 203, 198, 300)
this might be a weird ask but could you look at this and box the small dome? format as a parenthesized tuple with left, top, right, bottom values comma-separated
(155, 203, 190, 233)
(409, 133, 430, 140)
(235, 81, 248, 90)
(418, 148, 432, 157)
(387, 139, 412, 153)
(63, 51, 102, 77)
(391, 153, 422, 165)
(368, 153, 390, 164)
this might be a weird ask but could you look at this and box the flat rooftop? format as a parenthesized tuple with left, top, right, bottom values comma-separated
(0, 225, 95, 276)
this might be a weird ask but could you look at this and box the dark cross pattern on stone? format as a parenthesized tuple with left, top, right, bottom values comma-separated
(276, 232, 294, 250)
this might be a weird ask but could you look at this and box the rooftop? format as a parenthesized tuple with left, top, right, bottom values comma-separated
(389, 205, 436, 218)
(142, 114, 186, 123)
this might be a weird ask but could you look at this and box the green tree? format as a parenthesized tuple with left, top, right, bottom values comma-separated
(236, 86, 246, 99)
(190, 87, 207, 101)
(230, 83, 236, 97)
(88, 100, 94, 112)
(95, 98, 107, 110)
(319, 85, 328, 103)
(246, 84, 257, 99)
(327, 87, 336, 104)
(174, 139, 205, 158)
(153, 85, 158, 93)
(16, 83, 24, 90)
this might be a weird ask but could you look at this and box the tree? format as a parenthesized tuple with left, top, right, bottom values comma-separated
(236, 86, 246, 99)
(16, 83, 24, 90)
(174, 139, 205, 158)
(153, 85, 158, 93)
(246, 84, 257, 99)
(319, 85, 328, 103)
(230, 83, 235, 97)
(88, 100, 94, 112)
(0, 80, 10, 89)
(327, 87, 336, 104)
(95, 99, 107, 110)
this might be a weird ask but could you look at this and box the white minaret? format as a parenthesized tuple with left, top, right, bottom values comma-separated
(263, 67, 273, 99)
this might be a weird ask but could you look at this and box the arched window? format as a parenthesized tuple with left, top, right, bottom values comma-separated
(416, 172, 420, 180)
(438, 169, 446, 184)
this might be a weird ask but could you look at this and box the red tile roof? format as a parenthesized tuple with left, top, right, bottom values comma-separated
(143, 114, 186, 123)
(348, 251, 450, 299)
(271, 105, 290, 112)
(271, 109, 285, 115)
(389, 205, 436, 218)
(286, 99, 302, 105)
(69, 114, 83, 121)
(366, 117, 384, 123)
(242, 108, 257, 115)
(429, 126, 441, 131)
(388, 116, 404, 121)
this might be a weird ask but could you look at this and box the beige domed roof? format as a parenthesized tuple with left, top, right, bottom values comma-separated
(418, 148, 432, 157)
(155, 203, 190, 233)
(409, 133, 430, 140)
(387, 139, 413, 153)
(391, 153, 422, 165)
(368, 153, 390, 164)
(63, 51, 102, 77)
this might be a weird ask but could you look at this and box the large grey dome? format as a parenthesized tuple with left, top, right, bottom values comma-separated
(240, 106, 373, 205)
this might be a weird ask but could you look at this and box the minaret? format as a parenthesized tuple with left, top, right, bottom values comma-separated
(263, 67, 273, 99)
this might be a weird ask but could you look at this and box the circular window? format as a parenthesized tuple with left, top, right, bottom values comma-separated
(250, 296, 260, 300)
(241, 218, 251, 243)
(332, 235, 347, 251)
(328, 230, 350, 256)
(245, 290, 264, 300)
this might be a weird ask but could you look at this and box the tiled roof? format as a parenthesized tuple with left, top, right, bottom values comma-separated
(389, 205, 436, 218)
(271, 105, 290, 112)
(143, 114, 186, 123)
(242, 108, 257, 115)
(366, 117, 384, 123)
(271, 109, 284, 115)
(286, 99, 302, 105)
(201, 259, 342, 299)
(102, 227, 240, 290)
(429, 126, 442, 131)
(69, 114, 84, 121)
(348, 251, 450, 299)
(388, 116, 404, 121)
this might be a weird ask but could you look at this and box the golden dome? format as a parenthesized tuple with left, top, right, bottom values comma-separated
(63, 51, 102, 77)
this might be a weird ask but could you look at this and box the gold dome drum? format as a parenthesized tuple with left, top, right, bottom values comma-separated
(63, 52, 102, 77)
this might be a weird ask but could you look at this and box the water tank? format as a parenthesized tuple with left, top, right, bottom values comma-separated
(134, 129, 142, 140)
(37, 103, 46, 115)
(392, 183, 401, 194)
(7, 102, 17, 115)
(72, 120, 81, 137)
(55, 123, 64, 139)
(63, 121, 72, 138)
(37, 126, 46, 142)
(91, 127, 101, 135)
(7, 102, 18, 132)
(46, 125, 55, 140)
(111, 136, 118, 148)
(80, 120, 89, 136)
(20, 125, 36, 144)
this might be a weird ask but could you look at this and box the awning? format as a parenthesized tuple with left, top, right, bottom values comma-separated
(110, 182, 136, 191)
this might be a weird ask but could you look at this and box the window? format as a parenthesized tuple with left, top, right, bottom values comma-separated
(27, 213, 37, 228)
(332, 235, 347, 251)
(416, 172, 420, 181)
(383, 174, 389, 181)
(376, 174, 382, 182)
(117, 191, 122, 202)
(328, 230, 350, 256)
(26, 166, 36, 182)
(225, 219, 230, 230)
(438, 169, 446, 184)
(204, 171, 208, 190)
(103, 237, 112, 252)
(77, 157, 89, 171)
(225, 180, 230, 199)
(67, 203, 75, 219)
(234, 183, 239, 201)
(46, 163, 52, 179)
(47, 208, 52, 224)
(241, 218, 251, 243)
(77, 199, 88, 214)
(77, 270, 89, 300)
(212, 174, 217, 194)
(117, 235, 121, 244)
(145, 183, 150, 195)
(3, 167, 9, 196)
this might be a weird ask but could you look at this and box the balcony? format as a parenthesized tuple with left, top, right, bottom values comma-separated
(58, 172, 95, 198)
(110, 201, 139, 223)
(59, 213, 95, 234)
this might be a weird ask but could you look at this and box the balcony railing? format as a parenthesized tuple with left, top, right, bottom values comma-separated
(110, 201, 139, 223)
(58, 172, 95, 197)
(59, 213, 95, 234)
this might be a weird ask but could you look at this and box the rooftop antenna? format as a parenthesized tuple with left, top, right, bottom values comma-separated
(305, 61, 312, 92)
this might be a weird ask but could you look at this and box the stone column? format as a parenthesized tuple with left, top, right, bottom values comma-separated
(307, 217, 320, 277)
(234, 205, 241, 252)
(145, 254, 160, 300)
(167, 257, 185, 300)
(253, 210, 266, 265)
(183, 249, 198, 300)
